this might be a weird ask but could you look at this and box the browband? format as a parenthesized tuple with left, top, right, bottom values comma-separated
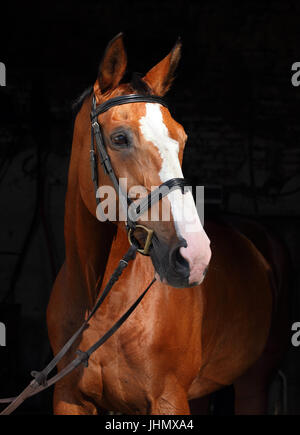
(91, 94, 168, 119)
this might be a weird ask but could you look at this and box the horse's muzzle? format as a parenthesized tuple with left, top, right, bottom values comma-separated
(149, 235, 192, 288)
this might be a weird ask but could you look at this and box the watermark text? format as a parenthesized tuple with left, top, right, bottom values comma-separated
(0, 322, 6, 346)
(0, 62, 6, 87)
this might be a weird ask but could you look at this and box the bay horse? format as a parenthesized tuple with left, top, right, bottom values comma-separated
(47, 34, 289, 415)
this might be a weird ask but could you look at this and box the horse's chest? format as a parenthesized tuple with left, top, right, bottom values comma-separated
(81, 309, 202, 412)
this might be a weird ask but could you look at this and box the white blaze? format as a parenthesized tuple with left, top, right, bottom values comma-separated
(139, 104, 211, 285)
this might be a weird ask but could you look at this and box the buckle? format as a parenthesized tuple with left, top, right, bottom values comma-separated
(128, 225, 154, 256)
(91, 120, 100, 130)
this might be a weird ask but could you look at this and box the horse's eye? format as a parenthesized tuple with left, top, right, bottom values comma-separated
(111, 133, 128, 147)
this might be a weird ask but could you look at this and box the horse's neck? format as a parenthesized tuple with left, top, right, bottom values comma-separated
(98, 223, 158, 304)
(66, 190, 116, 302)
(64, 96, 156, 310)
(64, 100, 116, 306)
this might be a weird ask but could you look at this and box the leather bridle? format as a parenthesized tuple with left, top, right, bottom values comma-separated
(90, 93, 190, 254)
(0, 92, 192, 415)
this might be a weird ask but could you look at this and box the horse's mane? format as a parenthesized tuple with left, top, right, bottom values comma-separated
(71, 85, 93, 114)
(71, 73, 151, 115)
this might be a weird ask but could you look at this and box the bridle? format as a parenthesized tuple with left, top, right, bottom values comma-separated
(0, 92, 192, 415)
(90, 93, 190, 254)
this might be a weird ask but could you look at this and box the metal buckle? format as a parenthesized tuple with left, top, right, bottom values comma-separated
(128, 224, 154, 256)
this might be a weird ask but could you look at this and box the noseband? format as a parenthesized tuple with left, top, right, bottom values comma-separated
(90, 93, 189, 255)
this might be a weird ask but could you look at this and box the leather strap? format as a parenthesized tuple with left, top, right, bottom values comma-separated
(128, 178, 191, 222)
(91, 94, 168, 119)
(90, 94, 189, 231)
(0, 245, 157, 415)
(0, 94, 189, 414)
(91, 119, 130, 218)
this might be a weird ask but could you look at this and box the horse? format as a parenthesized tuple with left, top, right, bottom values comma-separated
(47, 33, 289, 415)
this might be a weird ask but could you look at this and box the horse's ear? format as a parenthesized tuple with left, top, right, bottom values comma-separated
(143, 39, 182, 96)
(94, 33, 127, 101)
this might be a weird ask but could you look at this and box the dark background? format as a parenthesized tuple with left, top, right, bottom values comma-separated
(0, 0, 300, 414)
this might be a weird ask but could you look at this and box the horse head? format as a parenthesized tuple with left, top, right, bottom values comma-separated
(78, 33, 211, 288)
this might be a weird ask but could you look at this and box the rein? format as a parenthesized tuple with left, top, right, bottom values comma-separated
(0, 245, 155, 414)
(0, 92, 188, 414)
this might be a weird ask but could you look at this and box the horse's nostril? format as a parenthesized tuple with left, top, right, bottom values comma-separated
(174, 248, 186, 267)
(171, 247, 190, 277)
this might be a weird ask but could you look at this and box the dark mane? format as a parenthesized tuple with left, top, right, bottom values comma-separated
(71, 85, 93, 114)
(71, 73, 151, 115)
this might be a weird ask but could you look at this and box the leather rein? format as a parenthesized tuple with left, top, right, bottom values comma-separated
(0, 93, 189, 414)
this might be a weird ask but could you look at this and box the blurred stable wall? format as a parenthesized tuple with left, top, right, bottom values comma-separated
(0, 0, 300, 414)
